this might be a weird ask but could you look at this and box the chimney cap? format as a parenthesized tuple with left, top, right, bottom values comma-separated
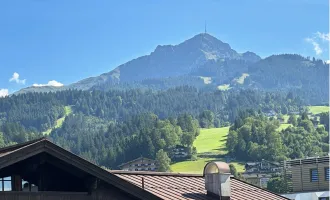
(203, 162, 230, 176)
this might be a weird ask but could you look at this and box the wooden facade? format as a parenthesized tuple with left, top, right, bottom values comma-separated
(284, 156, 329, 192)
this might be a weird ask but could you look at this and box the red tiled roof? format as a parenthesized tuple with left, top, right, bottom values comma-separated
(111, 171, 289, 200)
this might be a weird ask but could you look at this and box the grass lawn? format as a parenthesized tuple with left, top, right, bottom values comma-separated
(43, 106, 72, 135)
(308, 106, 329, 114)
(171, 127, 245, 174)
(193, 127, 229, 154)
(171, 158, 245, 174)
(277, 123, 292, 131)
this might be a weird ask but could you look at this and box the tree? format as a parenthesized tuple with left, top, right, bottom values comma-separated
(0, 132, 5, 148)
(226, 131, 238, 153)
(229, 164, 238, 178)
(300, 120, 314, 132)
(320, 112, 329, 131)
(267, 176, 289, 194)
(156, 149, 171, 172)
(288, 115, 297, 126)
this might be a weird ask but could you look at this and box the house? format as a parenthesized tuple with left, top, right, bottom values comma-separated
(170, 145, 190, 159)
(243, 160, 282, 188)
(281, 156, 329, 200)
(111, 162, 289, 200)
(244, 159, 282, 174)
(265, 110, 277, 117)
(0, 137, 289, 200)
(118, 157, 157, 172)
(241, 173, 272, 188)
(0, 138, 158, 200)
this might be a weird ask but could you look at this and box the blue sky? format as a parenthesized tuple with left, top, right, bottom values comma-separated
(0, 0, 329, 95)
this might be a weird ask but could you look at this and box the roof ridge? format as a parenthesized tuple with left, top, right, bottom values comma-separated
(0, 137, 48, 154)
(231, 177, 290, 199)
(110, 170, 203, 177)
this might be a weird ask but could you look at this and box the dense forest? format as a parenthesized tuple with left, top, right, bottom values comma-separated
(0, 86, 307, 168)
(226, 110, 329, 162)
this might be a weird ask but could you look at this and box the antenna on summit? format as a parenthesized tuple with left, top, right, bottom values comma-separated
(204, 21, 207, 34)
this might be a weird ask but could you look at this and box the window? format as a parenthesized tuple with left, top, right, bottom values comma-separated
(0, 177, 12, 191)
(135, 169, 139, 171)
(319, 198, 329, 200)
(310, 168, 318, 182)
(325, 167, 329, 181)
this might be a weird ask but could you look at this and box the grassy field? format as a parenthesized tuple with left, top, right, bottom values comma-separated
(308, 106, 329, 114)
(171, 158, 245, 174)
(43, 106, 72, 135)
(193, 127, 229, 154)
(171, 127, 245, 174)
(277, 123, 292, 131)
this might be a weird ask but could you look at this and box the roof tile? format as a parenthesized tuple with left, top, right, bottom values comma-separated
(111, 171, 289, 200)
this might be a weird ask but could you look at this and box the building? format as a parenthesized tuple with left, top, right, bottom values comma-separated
(243, 159, 282, 188)
(281, 156, 329, 200)
(242, 173, 273, 188)
(111, 162, 289, 200)
(245, 159, 282, 174)
(170, 145, 190, 159)
(0, 138, 289, 200)
(118, 157, 157, 172)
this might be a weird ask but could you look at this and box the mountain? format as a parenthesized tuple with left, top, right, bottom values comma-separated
(15, 33, 261, 93)
(14, 33, 328, 102)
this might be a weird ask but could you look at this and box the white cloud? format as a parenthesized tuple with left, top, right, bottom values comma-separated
(9, 72, 26, 85)
(326, 60, 330, 64)
(0, 89, 9, 98)
(305, 38, 323, 55)
(316, 32, 330, 41)
(33, 80, 64, 87)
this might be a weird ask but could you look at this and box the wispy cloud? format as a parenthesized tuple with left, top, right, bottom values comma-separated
(316, 32, 330, 41)
(33, 80, 64, 87)
(305, 32, 329, 56)
(9, 72, 26, 85)
(0, 89, 9, 98)
(305, 38, 323, 55)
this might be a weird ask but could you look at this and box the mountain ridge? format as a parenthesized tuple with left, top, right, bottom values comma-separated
(13, 33, 328, 98)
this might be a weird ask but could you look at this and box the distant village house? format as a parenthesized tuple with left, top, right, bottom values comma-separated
(118, 157, 157, 172)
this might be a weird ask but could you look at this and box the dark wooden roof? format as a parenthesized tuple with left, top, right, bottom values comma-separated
(0, 138, 160, 200)
(0, 138, 289, 200)
(111, 171, 290, 200)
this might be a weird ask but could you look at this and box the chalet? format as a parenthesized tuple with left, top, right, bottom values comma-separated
(281, 156, 329, 200)
(0, 138, 289, 200)
(118, 157, 157, 172)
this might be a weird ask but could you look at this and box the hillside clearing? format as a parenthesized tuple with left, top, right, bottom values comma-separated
(171, 127, 245, 173)
(193, 127, 229, 154)
(234, 73, 249, 84)
(171, 158, 245, 174)
(308, 106, 329, 114)
(42, 106, 72, 135)
(199, 76, 212, 84)
(277, 123, 292, 131)
(217, 84, 231, 91)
